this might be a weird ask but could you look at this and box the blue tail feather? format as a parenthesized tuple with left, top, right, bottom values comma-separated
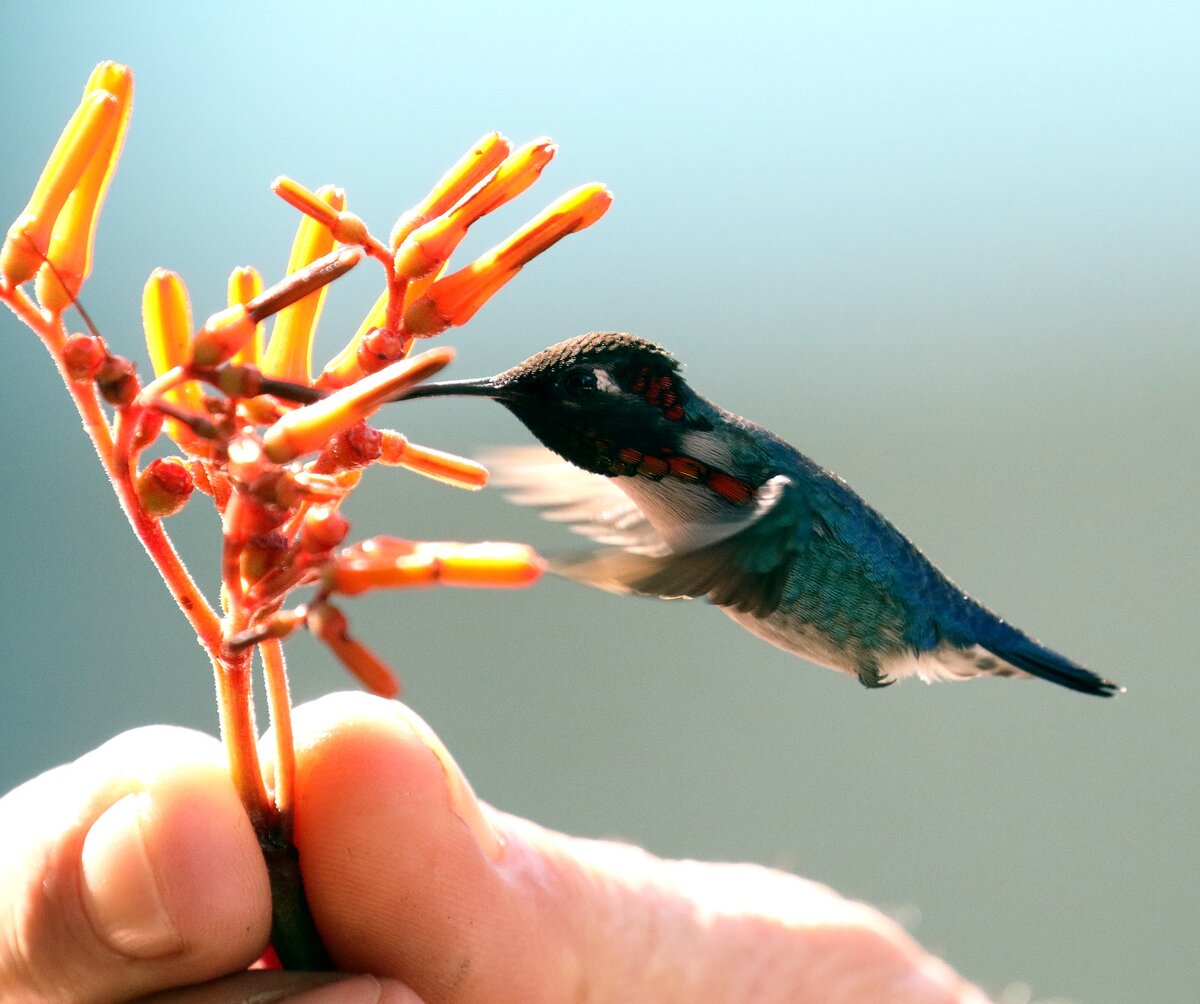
(985, 628, 1121, 697)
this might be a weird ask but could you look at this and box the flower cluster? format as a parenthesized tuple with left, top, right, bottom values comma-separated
(0, 62, 610, 850)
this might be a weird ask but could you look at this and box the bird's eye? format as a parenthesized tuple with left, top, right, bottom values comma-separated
(563, 367, 598, 398)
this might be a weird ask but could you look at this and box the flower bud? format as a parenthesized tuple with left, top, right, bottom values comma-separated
(240, 530, 289, 587)
(62, 332, 106, 379)
(299, 505, 350, 552)
(96, 355, 138, 406)
(137, 457, 194, 517)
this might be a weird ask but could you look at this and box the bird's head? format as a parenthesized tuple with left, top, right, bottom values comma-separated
(403, 332, 712, 477)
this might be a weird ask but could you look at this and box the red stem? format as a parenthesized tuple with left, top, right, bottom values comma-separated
(2, 283, 275, 828)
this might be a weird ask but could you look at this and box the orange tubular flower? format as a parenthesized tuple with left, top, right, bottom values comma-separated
(262, 186, 346, 383)
(330, 539, 544, 595)
(393, 139, 557, 282)
(388, 131, 512, 248)
(1, 89, 122, 288)
(142, 269, 207, 448)
(227, 266, 265, 366)
(272, 177, 374, 250)
(404, 182, 613, 336)
(262, 346, 454, 463)
(3, 62, 610, 968)
(318, 134, 514, 390)
(379, 431, 489, 489)
(308, 603, 400, 697)
(35, 63, 134, 311)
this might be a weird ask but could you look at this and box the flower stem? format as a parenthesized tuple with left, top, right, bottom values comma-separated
(262, 638, 295, 838)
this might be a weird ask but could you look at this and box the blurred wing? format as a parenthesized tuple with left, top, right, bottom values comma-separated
(480, 446, 667, 554)
(612, 475, 807, 615)
(551, 475, 808, 617)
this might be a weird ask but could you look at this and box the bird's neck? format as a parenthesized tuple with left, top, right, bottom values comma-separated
(612, 401, 776, 548)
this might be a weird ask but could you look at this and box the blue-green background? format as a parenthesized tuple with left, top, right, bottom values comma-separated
(1, 4, 1196, 1001)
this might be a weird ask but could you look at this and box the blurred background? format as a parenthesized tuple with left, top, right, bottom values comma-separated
(1, 4, 1196, 1001)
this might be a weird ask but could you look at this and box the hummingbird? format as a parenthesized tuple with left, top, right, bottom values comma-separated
(403, 331, 1120, 696)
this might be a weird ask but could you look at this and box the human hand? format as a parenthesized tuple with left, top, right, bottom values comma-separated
(0, 693, 989, 1003)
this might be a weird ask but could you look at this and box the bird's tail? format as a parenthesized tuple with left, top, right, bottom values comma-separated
(982, 627, 1122, 697)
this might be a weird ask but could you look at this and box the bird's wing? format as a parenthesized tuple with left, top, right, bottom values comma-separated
(480, 446, 668, 554)
(554, 474, 812, 617)
(482, 446, 810, 613)
(619, 475, 809, 615)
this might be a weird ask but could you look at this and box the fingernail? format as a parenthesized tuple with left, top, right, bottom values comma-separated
(80, 792, 183, 958)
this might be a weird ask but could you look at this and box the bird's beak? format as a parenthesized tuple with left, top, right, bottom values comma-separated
(396, 376, 508, 402)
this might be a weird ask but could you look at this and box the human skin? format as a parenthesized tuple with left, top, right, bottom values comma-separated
(0, 692, 990, 1003)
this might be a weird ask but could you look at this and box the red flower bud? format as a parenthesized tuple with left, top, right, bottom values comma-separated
(136, 456, 194, 517)
(299, 506, 349, 552)
(62, 333, 106, 380)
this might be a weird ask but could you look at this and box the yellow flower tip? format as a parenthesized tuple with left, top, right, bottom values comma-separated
(379, 431, 489, 490)
(392, 138, 562, 284)
(1, 89, 121, 288)
(417, 541, 545, 588)
(389, 131, 513, 248)
(272, 176, 339, 226)
(262, 189, 347, 384)
(226, 266, 264, 366)
(192, 303, 255, 368)
(262, 345, 455, 463)
(273, 177, 370, 246)
(466, 138, 557, 219)
(497, 183, 614, 271)
(143, 268, 193, 375)
(33, 64, 134, 310)
(227, 265, 263, 304)
(403, 184, 612, 334)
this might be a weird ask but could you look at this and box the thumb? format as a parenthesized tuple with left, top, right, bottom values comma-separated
(0, 726, 270, 1002)
(286, 693, 986, 1004)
